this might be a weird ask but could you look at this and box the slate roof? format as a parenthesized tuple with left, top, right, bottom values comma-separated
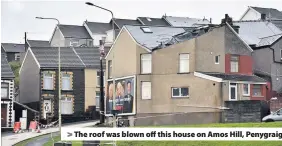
(30, 47, 85, 68)
(137, 17, 171, 26)
(251, 7, 282, 20)
(1, 43, 25, 53)
(58, 24, 92, 39)
(27, 40, 50, 47)
(84, 21, 112, 34)
(271, 20, 282, 30)
(125, 25, 186, 50)
(74, 47, 110, 69)
(163, 16, 211, 27)
(113, 18, 142, 29)
(199, 72, 267, 82)
(233, 21, 282, 47)
(1, 48, 15, 78)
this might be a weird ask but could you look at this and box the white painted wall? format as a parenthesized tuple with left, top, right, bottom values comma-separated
(241, 9, 262, 20)
(92, 34, 107, 47)
(106, 29, 114, 43)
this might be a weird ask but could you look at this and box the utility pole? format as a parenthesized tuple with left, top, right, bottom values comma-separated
(99, 42, 105, 124)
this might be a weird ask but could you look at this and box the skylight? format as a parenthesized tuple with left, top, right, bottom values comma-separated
(141, 27, 152, 33)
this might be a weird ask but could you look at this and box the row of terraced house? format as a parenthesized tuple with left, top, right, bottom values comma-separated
(1, 6, 282, 129)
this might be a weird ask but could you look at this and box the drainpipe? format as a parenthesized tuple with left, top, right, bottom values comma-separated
(220, 82, 224, 123)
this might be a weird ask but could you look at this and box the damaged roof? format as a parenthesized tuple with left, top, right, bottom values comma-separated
(163, 16, 211, 27)
(233, 20, 282, 47)
(74, 47, 110, 69)
(199, 72, 267, 83)
(251, 6, 282, 20)
(113, 18, 142, 29)
(124, 25, 186, 50)
(1, 43, 25, 53)
(137, 17, 171, 26)
(58, 24, 92, 39)
(1, 48, 15, 78)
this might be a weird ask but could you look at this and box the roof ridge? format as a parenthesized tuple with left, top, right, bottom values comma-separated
(259, 33, 282, 39)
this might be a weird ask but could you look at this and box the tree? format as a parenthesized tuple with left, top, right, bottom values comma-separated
(9, 61, 21, 88)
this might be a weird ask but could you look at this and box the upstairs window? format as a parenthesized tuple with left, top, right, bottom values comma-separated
(215, 55, 220, 64)
(15, 53, 20, 61)
(179, 54, 189, 73)
(141, 54, 152, 74)
(62, 73, 72, 90)
(43, 73, 54, 90)
(230, 55, 239, 72)
(1, 83, 9, 99)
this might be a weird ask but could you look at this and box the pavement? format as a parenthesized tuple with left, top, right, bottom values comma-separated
(1, 120, 98, 146)
(25, 132, 59, 146)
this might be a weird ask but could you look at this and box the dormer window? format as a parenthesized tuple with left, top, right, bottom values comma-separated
(146, 18, 152, 21)
(141, 27, 152, 33)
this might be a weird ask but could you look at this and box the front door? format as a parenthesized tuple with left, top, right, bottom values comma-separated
(1, 104, 7, 127)
(43, 100, 52, 119)
(230, 83, 237, 100)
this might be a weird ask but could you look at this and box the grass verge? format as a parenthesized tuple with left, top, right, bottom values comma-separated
(43, 122, 282, 146)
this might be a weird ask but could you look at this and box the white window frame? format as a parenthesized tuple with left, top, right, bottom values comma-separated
(141, 82, 151, 100)
(230, 56, 239, 73)
(179, 53, 190, 73)
(171, 87, 189, 98)
(96, 91, 100, 109)
(242, 84, 250, 96)
(43, 73, 54, 90)
(141, 27, 152, 33)
(229, 83, 237, 101)
(141, 54, 152, 74)
(61, 96, 74, 115)
(252, 84, 262, 97)
(1, 83, 9, 99)
(15, 53, 20, 61)
(62, 73, 71, 90)
(215, 55, 220, 64)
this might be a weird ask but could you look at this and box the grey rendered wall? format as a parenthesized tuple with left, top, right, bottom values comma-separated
(225, 26, 252, 56)
(272, 39, 282, 63)
(195, 26, 225, 73)
(19, 50, 40, 103)
(50, 28, 65, 47)
(270, 63, 282, 92)
(252, 48, 272, 74)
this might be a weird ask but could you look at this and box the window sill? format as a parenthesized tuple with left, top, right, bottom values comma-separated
(171, 96, 189, 99)
(61, 89, 73, 91)
(252, 96, 264, 98)
(140, 73, 151, 75)
(141, 98, 151, 100)
(177, 72, 190, 74)
(242, 94, 250, 97)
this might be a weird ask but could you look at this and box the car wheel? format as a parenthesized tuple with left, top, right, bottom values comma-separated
(265, 119, 274, 122)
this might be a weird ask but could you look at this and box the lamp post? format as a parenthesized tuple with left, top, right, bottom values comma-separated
(35, 17, 62, 135)
(85, 2, 116, 125)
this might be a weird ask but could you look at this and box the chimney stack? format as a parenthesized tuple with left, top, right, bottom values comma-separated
(261, 13, 266, 21)
(210, 18, 212, 24)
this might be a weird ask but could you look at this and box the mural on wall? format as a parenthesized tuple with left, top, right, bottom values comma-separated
(105, 76, 136, 116)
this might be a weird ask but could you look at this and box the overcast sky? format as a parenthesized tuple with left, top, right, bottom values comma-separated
(1, 0, 282, 43)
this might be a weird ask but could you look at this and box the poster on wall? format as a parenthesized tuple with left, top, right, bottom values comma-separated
(105, 76, 136, 116)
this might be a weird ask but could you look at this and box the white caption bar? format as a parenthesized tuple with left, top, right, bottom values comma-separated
(61, 128, 282, 141)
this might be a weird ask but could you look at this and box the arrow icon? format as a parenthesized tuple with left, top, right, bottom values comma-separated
(67, 132, 72, 137)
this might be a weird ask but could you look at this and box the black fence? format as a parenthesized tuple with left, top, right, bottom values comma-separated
(223, 100, 270, 123)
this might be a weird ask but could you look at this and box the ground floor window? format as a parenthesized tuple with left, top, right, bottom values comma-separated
(253, 84, 262, 96)
(171, 87, 189, 98)
(229, 83, 237, 100)
(61, 96, 74, 115)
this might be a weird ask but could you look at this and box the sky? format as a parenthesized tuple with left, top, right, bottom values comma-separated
(1, 0, 282, 43)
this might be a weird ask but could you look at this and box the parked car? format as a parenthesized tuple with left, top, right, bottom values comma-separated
(262, 108, 282, 122)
